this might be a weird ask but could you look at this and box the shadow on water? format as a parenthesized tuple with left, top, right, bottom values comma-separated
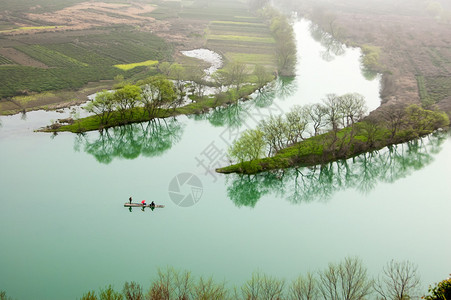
(227, 130, 449, 207)
(74, 118, 184, 164)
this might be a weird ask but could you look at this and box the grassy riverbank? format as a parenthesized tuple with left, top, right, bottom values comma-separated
(217, 105, 449, 174)
(40, 84, 260, 133)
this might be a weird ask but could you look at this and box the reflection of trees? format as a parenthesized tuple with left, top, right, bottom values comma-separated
(254, 88, 276, 108)
(274, 76, 297, 100)
(309, 23, 345, 61)
(227, 131, 448, 207)
(206, 103, 247, 128)
(361, 67, 378, 81)
(75, 118, 183, 164)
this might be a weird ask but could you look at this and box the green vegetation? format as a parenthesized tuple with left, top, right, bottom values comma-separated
(361, 44, 381, 71)
(229, 129, 266, 165)
(219, 97, 449, 174)
(424, 275, 451, 300)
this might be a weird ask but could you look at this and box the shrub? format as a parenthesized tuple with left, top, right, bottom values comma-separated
(423, 275, 451, 300)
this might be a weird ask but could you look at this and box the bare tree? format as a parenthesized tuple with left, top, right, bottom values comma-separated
(289, 272, 319, 300)
(123, 282, 143, 300)
(318, 257, 373, 300)
(305, 103, 328, 136)
(193, 277, 229, 300)
(99, 285, 123, 300)
(285, 105, 309, 145)
(239, 272, 285, 300)
(339, 93, 367, 127)
(374, 260, 420, 300)
(146, 267, 193, 300)
(323, 94, 343, 132)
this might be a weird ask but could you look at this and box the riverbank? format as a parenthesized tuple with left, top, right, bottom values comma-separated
(217, 105, 450, 174)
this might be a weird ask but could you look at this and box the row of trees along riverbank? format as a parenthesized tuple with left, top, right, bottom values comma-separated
(41, 61, 276, 133)
(3, 257, 443, 300)
(218, 93, 449, 174)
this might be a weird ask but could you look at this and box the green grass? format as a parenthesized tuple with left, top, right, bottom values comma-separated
(225, 53, 274, 65)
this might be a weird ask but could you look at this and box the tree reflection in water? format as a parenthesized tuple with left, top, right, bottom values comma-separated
(74, 117, 184, 164)
(191, 77, 296, 131)
(274, 76, 297, 100)
(227, 131, 449, 207)
(309, 23, 345, 62)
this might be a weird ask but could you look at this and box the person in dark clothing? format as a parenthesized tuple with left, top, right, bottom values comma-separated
(150, 201, 155, 207)
(129, 197, 132, 204)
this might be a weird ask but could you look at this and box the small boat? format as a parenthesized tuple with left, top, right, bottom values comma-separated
(124, 203, 165, 208)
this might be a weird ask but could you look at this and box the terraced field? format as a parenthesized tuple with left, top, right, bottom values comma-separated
(0, 0, 278, 113)
(204, 8, 276, 69)
(0, 27, 173, 101)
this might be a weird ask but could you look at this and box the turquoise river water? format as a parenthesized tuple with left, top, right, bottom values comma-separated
(0, 19, 450, 300)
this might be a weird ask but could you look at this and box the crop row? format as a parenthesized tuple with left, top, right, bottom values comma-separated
(425, 75, 451, 104)
(46, 43, 120, 66)
(0, 64, 145, 98)
(14, 45, 88, 67)
(1, 29, 173, 98)
(78, 31, 173, 63)
(207, 34, 275, 43)
(0, 55, 14, 65)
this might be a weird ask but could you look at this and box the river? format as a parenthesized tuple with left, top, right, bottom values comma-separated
(0, 19, 450, 300)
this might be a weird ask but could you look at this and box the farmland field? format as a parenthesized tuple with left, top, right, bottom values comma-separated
(0, 0, 278, 113)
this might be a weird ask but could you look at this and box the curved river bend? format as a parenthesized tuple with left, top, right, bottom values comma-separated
(0, 19, 450, 300)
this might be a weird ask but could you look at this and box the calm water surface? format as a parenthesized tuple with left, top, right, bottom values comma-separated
(1, 19, 450, 300)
